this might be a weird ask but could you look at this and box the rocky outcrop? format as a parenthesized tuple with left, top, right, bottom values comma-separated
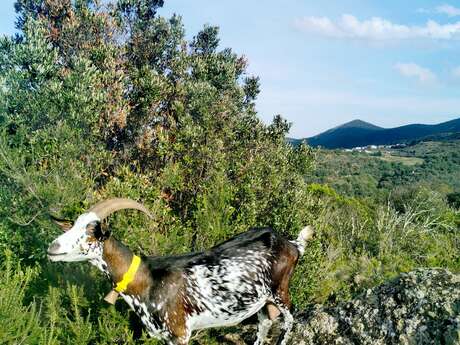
(292, 269, 460, 345)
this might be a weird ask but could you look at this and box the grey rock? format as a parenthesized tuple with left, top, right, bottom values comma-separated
(292, 269, 460, 345)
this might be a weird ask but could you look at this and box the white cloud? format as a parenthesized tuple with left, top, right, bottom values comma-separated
(294, 14, 460, 40)
(436, 4, 460, 17)
(394, 63, 437, 83)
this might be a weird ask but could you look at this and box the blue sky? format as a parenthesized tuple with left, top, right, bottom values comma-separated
(2, 1, 460, 137)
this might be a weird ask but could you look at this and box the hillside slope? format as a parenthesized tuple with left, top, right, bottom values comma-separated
(309, 140, 460, 199)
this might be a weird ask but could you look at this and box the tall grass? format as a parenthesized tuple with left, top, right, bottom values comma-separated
(291, 186, 459, 307)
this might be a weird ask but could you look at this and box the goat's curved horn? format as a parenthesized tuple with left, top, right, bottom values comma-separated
(88, 198, 153, 221)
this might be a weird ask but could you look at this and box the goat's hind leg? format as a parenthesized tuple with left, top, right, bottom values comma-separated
(254, 308, 273, 345)
(270, 241, 299, 345)
(270, 298, 294, 345)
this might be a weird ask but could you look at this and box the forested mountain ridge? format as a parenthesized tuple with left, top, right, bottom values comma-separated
(290, 117, 460, 148)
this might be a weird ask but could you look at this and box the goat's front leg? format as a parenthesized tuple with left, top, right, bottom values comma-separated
(167, 334, 190, 345)
(254, 309, 273, 345)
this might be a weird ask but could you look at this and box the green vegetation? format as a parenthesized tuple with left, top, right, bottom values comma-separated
(311, 140, 460, 199)
(0, 1, 458, 344)
(379, 152, 424, 166)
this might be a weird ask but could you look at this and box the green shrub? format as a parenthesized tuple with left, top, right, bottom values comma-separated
(0, 251, 45, 344)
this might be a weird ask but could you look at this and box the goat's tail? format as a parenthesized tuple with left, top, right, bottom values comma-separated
(290, 225, 315, 256)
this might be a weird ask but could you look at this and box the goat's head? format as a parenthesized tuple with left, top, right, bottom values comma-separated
(47, 198, 151, 262)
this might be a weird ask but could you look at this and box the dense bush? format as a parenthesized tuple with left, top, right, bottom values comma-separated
(0, 1, 458, 344)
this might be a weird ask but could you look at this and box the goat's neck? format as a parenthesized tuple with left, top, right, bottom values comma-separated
(102, 237, 135, 283)
(91, 237, 151, 296)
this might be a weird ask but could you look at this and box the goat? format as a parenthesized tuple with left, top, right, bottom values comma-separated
(47, 198, 314, 345)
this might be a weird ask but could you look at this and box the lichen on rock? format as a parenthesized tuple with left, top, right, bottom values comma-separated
(292, 269, 460, 345)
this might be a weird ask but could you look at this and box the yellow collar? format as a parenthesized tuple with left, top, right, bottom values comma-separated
(114, 255, 141, 293)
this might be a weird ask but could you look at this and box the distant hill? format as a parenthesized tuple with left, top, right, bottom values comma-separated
(291, 117, 460, 149)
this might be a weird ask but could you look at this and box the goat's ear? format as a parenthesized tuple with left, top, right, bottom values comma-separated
(50, 215, 73, 232)
(92, 221, 111, 241)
